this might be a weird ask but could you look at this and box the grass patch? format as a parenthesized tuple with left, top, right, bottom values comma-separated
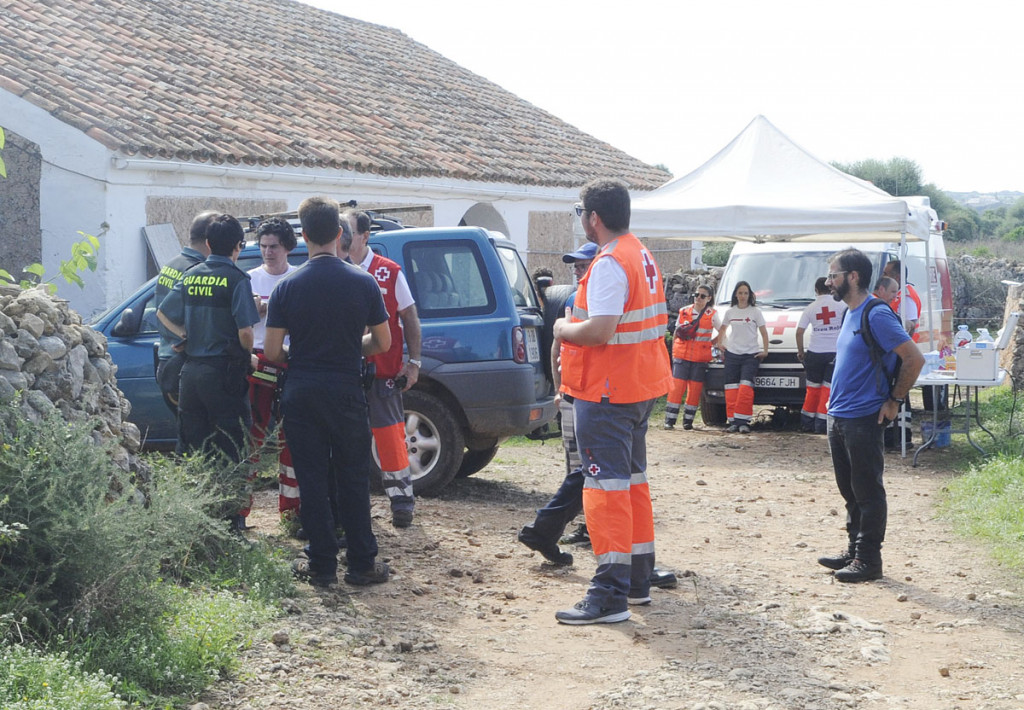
(0, 645, 126, 710)
(68, 586, 276, 705)
(939, 455, 1024, 571)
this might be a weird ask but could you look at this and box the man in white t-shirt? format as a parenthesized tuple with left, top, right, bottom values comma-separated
(248, 217, 300, 524)
(249, 218, 299, 350)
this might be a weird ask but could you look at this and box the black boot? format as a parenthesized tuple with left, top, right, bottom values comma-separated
(518, 525, 573, 566)
(835, 559, 883, 582)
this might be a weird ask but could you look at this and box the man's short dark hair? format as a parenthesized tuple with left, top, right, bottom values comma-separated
(814, 276, 829, 295)
(206, 214, 245, 256)
(830, 248, 872, 293)
(884, 259, 905, 282)
(188, 210, 219, 245)
(298, 196, 341, 245)
(580, 178, 631, 232)
(255, 217, 297, 251)
(343, 209, 372, 236)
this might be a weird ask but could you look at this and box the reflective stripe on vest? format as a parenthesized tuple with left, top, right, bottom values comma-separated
(562, 234, 671, 403)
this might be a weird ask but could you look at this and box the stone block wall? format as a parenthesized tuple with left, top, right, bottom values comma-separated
(0, 284, 145, 485)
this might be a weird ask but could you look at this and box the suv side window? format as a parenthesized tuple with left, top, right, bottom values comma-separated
(406, 240, 494, 317)
(140, 293, 160, 333)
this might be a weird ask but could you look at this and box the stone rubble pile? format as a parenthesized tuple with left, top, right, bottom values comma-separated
(0, 284, 147, 483)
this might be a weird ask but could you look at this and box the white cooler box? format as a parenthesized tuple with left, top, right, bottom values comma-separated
(955, 347, 998, 380)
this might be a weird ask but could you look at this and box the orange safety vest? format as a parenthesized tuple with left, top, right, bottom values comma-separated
(672, 304, 716, 362)
(890, 283, 922, 343)
(560, 234, 671, 403)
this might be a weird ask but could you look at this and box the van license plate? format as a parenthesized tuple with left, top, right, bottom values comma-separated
(525, 328, 540, 362)
(755, 376, 800, 388)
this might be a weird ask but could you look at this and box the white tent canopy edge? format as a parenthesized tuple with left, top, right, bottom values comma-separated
(629, 115, 931, 244)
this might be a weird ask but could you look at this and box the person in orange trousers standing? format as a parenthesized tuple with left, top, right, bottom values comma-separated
(664, 284, 719, 431)
(795, 277, 847, 434)
(719, 281, 769, 434)
(553, 178, 671, 625)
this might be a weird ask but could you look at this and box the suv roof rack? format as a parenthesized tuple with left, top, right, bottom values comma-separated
(239, 200, 431, 237)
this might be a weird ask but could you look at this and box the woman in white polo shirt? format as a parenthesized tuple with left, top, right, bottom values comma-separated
(718, 281, 769, 433)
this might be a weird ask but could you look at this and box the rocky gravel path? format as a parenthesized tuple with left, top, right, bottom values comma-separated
(199, 421, 1024, 710)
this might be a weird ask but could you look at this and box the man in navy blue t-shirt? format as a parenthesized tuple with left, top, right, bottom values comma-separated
(264, 196, 392, 588)
(818, 248, 923, 583)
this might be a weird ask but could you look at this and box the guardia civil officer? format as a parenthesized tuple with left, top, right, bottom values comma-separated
(157, 214, 259, 472)
(154, 210, 215, 413)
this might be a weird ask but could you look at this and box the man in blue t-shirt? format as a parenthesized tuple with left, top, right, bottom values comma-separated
(264, 196, 392, 588)
(818, 249, 924, 583)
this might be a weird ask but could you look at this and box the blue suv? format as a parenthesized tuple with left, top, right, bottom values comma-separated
(90, 226, 557, 495)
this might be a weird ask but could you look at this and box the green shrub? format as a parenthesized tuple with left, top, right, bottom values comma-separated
(0, 400, 251, 641)
(0, 644, 125, 710)
(700, 241, 733, 267)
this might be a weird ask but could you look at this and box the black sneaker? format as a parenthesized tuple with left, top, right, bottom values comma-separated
(392, 510, 413, 528)
(649, 568, 678, 588)
(662, 422, 675, 430)
(344, 561, 391, 586)
(518, 526, 573, 566)
(834, 559, 883, 583)
(291, 558, 338, 587)
(560, 523, 591, 546)
(817, 551, 854, 571)
(555, 599, 631, 625)
(726, 423, 740, 433)
(682, 421, 694, 431)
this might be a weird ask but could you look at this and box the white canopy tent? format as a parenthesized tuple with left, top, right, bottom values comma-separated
(630, 115, 930, 243)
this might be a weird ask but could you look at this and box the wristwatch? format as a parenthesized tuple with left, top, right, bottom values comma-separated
(888, 395, 905, 405)
(408, 358, 422, 367)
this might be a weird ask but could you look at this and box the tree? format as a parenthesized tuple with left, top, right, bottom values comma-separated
(832, 156, 924, 197)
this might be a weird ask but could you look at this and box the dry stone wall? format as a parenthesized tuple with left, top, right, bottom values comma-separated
(0, 284, 146, 484)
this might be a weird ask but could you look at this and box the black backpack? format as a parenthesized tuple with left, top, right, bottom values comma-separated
(842, 298, 903, 397)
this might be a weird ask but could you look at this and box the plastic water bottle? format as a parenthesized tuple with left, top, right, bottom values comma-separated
(975, 328, 994, 348)
(955, 324, 973, 349)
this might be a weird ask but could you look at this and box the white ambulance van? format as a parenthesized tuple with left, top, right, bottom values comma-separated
(701, 217, 952, 425)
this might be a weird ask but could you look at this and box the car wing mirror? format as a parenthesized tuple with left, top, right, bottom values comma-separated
(112, 307, 141, 337)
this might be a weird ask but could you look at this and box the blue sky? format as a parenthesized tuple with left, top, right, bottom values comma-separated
(305, 0, 1021, 193)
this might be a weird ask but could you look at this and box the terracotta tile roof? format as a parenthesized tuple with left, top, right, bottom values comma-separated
(0, 0, 670, 189)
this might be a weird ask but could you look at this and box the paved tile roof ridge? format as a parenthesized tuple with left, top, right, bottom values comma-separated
(0, 0, 671, 189)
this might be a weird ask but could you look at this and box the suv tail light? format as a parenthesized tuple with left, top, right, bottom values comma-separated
(512, 326, 527, 364)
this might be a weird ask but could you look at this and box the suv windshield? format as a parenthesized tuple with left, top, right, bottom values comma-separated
(495, 244, 540, 309)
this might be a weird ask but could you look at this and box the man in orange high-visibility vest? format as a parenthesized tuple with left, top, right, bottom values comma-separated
(553, 178, 671, 625)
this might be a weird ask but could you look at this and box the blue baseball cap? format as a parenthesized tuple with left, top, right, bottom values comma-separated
(562, 242, 599, 263)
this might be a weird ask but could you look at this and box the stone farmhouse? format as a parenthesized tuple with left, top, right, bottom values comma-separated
(0, 0, 680, 318)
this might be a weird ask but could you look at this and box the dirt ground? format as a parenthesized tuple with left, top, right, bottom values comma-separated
(203, 413, 1024, 710)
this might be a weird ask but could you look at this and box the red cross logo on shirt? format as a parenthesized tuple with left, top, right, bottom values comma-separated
(641, 250, 658, 294)
(373, 265, 392, 283)
(815, 306, 837, 325)
(768, 315, 799, 335)
(587, 463, 601, 476)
